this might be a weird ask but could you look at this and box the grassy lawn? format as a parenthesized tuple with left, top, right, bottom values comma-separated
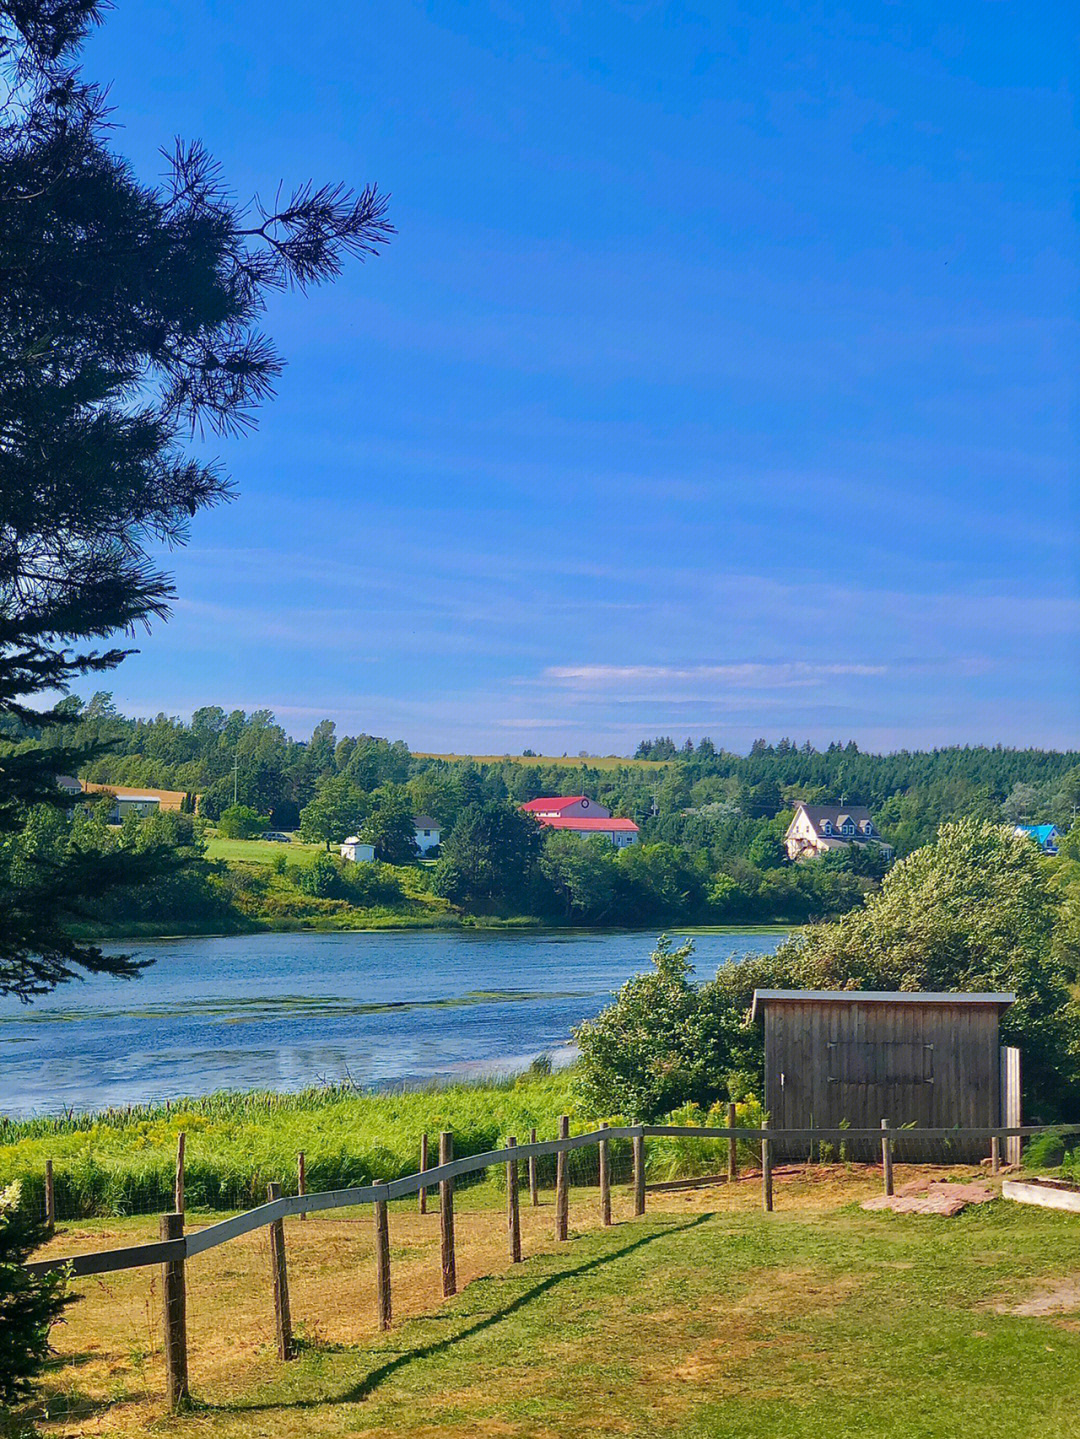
(26, 1167, 1080, 1438)
(204, 837, 326, 865)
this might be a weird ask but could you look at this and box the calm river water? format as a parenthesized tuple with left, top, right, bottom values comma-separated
(0, 929, 786, 1118)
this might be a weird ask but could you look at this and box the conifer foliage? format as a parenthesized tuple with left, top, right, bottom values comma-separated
(0, 1182, 68, 1409)
(0, 1, 392, 997)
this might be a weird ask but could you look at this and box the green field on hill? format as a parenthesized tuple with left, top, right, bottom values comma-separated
(414, 752, 671, 770)
(204, 836, 326, 865)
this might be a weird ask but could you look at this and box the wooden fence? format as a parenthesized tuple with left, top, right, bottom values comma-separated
(24, 1119, 1080, 1411)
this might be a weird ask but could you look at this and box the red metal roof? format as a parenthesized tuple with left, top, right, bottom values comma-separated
(538, 816, 639, 833)
(521, 796, 589, 812)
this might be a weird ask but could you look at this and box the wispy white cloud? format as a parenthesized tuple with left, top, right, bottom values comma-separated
(543, 662, 888, 691)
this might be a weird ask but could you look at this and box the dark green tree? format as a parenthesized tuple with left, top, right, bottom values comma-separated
(433, 802, 543, 912)
(360, 784, 418, 865)
(0, 0, 392, 996)
(298, 775, 368, 849)
(0, 1182, 69, 1408)
(539, 831, 618, 922)
(747, 828, 786, 870)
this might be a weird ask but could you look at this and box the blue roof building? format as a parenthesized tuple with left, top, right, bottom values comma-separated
(1014, 823, 1060, 855)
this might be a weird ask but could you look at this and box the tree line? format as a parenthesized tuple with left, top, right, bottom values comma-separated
(6, 694, 1079, 928)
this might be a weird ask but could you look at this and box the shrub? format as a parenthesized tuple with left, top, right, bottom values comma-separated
(295, 852, 343, 899)
(217, 805, 269, 839)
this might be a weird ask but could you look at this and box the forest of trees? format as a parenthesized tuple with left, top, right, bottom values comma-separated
(5, 695, 1079, 931)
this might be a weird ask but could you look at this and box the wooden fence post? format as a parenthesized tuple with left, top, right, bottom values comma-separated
(297, 1151, 306, 1220)
(555, 1115, 569, 1241)
(266, 1182, 293, 1360)
(991, 1135, 1001, 1175)
(160, 1212, 188, 1409)
(633, 1131, 645, 1217)
(881, 1119, 893, 1196)
(529, 1127, 538, 1207)
(506, 1136, 521, 1262)
(174, 1132, 185, 1216)
(761, 1118, 773, 1213)
(44, 1160, 55, 1234)
(439, 1131, 456, 1296)
(727, 1102, 737, 1182)
(598, 1122, 611, 1227)
(373, 1198, 391, 1331)
(419, 1133, 429, 1215)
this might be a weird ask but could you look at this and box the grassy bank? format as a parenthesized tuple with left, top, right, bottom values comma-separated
(0, 1073, 773, 1220)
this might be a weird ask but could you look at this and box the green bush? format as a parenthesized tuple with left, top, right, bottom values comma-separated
(295, 852, 343, 898)
(1023, 1131, 1069, 1170)
(217, 805, 269, 839)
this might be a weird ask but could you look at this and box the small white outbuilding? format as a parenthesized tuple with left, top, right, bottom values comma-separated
(340, 836, 375, 863)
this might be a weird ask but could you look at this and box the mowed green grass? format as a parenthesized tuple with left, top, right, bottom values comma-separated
(41, 1189, 1080, 1439)
(204, 836, 326, 865)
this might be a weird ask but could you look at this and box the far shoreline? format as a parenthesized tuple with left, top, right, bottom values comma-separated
(82, 919, 797, 944)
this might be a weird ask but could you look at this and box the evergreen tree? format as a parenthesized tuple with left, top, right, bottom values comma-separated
(0, 0, 392, 996)
(0, 1182, 70, 1408)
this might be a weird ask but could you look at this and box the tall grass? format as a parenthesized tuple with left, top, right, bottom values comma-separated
(0, 1071, 772, 1220)
(1, 1072, 589, 1219)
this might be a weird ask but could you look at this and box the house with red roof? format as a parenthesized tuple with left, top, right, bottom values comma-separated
(521, 795, 640, 847)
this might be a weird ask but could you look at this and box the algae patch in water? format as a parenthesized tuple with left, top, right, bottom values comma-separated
(0, 988, 594, 1025)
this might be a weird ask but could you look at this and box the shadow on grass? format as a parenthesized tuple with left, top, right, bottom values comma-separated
(213, 1212, 714, 1414)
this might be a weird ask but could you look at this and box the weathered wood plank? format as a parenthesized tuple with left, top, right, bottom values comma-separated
(1002, 1179, 1080, 1214)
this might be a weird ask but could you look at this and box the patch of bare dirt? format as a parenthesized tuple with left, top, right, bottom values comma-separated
(1000, 1280, 1080, 1317)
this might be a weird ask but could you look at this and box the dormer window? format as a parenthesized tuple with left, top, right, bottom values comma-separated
(822, 820, 833, 834)
(841, 821, 854, 835)
(862, 820, 874, 835)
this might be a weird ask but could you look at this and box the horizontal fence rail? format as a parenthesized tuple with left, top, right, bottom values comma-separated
(641, 1124, 1080, 1142)
(23, 1126, 642, 1277)
(23, 1121, 1080, 1279)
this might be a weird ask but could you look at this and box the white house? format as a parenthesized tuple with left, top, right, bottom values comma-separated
(413, 815, 441, 855)
(340, 836, 375, 863)
(521, 795, 640, 847)
(784, 802, 893, 862)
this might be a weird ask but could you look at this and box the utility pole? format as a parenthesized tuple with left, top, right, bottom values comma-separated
(233, 754, 239, 806)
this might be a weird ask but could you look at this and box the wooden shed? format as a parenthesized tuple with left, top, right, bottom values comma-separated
(751, 990, 1018, 1162)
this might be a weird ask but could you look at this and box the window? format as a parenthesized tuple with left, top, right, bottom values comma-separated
(822, 820, 833, 834)
(827, 1041, 934, 1085)
(841, 821, 854, 834)
(862, 820, 874, 834)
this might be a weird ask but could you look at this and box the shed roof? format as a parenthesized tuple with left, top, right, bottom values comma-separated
(412, 814, 441, 829)
(750, 989, 1015, 1021)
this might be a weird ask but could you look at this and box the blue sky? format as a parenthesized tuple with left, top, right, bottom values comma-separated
(84, 2, 1077, 753)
